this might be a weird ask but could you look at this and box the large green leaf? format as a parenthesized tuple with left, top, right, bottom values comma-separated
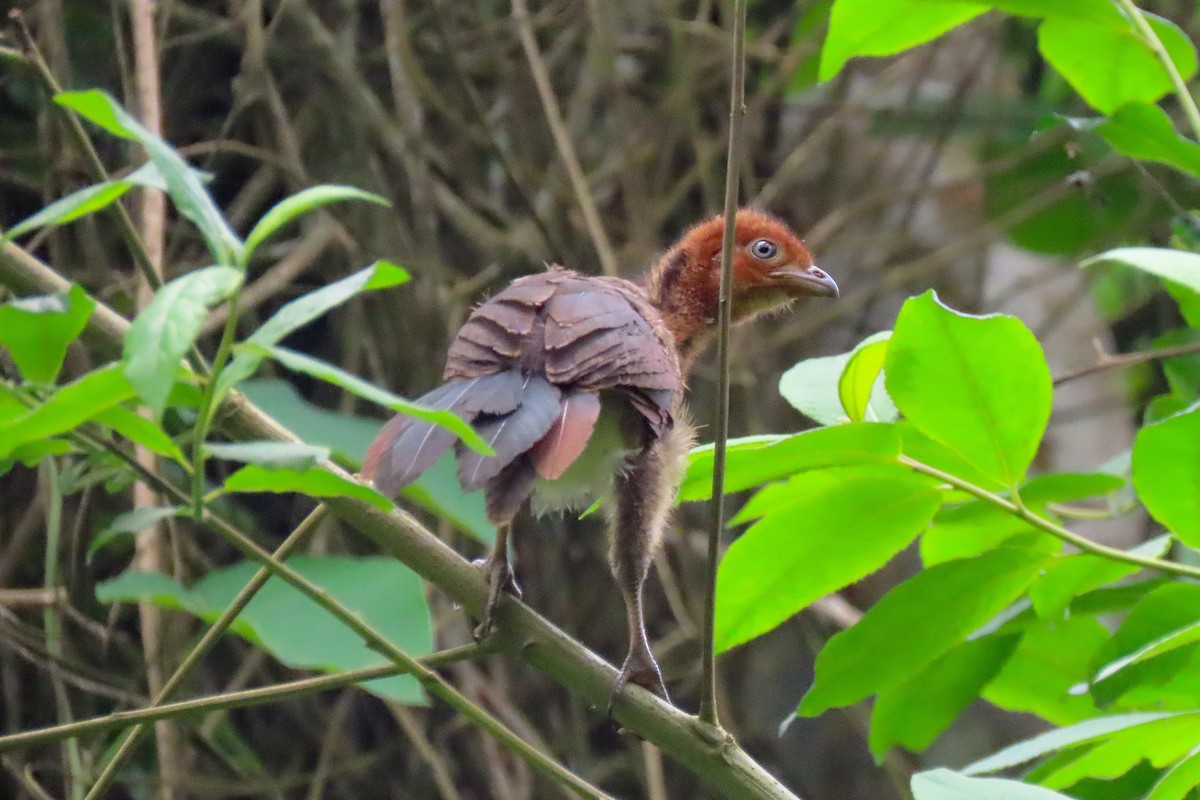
(243, 185, 390, 262)
(96, 557, 432, 703)
(964, 711, 1186, 775)
(222, 464, 391, 511)
(886, 291, 1051, 489)
(0, 364, 133, 459)
(779, 331, 896, 426)
(1089, 103, 1200, 180)
(92, 405, 187, 464)
(1038, 13, 1198, 115)
(238, 379, 491, 542)
(984, 616, 1106, 725)
(124, 266, 244, 415)
(0, 284, 95, 384)
(1085, 247, 1200, 296)
(869, 635, 1019, 760)
(264, 345, 490, 455)
(679, 422, 900, 503)
(799, 544, 1049, 716)
(819, 0, 987, 81)
(912, 769, 1077, 800)
(55, 90, 242, 263)
(213, 261, 408, 401)
(1132, 404, 1200, 546)
(716, 466, 942, 652)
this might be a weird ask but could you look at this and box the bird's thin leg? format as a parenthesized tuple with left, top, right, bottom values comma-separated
(473, 524, 521, 640)
(606, 438, 678, 709)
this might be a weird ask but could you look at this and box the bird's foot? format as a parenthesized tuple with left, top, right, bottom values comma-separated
(471, 555, 521, 641)
(607, 646, 669, 716)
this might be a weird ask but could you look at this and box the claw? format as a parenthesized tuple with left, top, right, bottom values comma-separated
(606, 645, 669, 715)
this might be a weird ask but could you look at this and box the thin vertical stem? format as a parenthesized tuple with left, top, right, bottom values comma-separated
(700, 0, 748, 728)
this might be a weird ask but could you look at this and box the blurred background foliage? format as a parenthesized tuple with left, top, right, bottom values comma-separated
(2, 1, 1199, 798)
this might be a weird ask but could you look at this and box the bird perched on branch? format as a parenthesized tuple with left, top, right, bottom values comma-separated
(364, 209, 837, 701)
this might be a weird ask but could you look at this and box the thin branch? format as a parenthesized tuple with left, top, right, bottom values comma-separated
(1052, 339, 1200, 385)
(511, 0, 618, 276)
(10, 10, 161, 292)
(0, 239, 803, 800)
(1113, 0, 1200, 141)
(0, 644, 485, 752)
(900, 455, 1200, 580)
(701, 0, 748, 729)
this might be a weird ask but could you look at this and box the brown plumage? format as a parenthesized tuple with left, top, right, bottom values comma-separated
(363, 208, 836, 702)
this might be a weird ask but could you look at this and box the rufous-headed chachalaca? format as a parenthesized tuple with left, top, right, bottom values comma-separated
(363, 209, 837, 701)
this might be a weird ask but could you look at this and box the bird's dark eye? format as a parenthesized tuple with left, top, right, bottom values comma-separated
(750, 239, 778, 260)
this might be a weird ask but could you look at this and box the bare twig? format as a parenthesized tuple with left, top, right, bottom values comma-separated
(1052, 339, 1200, 385)
(701, 0, 748, 729)
(511, 0, 618, 276)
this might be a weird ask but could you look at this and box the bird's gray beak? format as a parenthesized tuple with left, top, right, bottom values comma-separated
(769, 264, 839, 298)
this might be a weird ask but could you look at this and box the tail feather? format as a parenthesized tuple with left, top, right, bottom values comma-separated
(457, 375, 561, 491)
(528, 390, 601, 480)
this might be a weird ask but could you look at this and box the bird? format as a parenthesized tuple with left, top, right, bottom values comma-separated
(362, 209, 837, 702)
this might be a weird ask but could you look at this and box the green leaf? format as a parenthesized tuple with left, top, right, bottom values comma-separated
(263, 345, 491, 456)
(1029, 535, 1171, 620)
(1146, 745, 1200, 800)
(124, 266, 244, 415)
(1090, 103, 1200, 180)
(912, 769, 1077, 800)
(1037, 713, 1200, 789)
(964, 711, 1186, 775)
(869, 635, 1019, 760)
(984, 616, 1106, 725)
(90, 506, 186, 558)
(779, 331, 896, 426)
(243, 185, 390, 262)
(96, 557, 432, 703)
(3, 162, 166, 241)
(238, 379, 491, 542)
(1038, 13, 1198, 115)
(680, 422, 901, 503)
(920, 500, 1059, 567)
(213, 261, 409, 400)
(222, 464, 391, 511)
(55, 90, 242, 263)
(838, 335, 893, 423)
(0, 284, 95, 384)
(886, 291, 1051, 488)
(205, 441, 331, 470)
(1088, 584, 1200, 708)
(92, 405, 187, 463)
(0, 364, 133, 459)
(819, 0, 986, 82)
(1084, 247, 1200, 296)
(1132, 403, 1200, 546)
(715, 466, 941, 652)
(799, 544, 1049, 716)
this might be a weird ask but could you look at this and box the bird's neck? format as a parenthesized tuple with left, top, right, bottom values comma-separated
(644, 247, 717, 375)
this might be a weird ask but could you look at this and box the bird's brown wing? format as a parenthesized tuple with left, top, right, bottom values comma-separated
(366, 270, 682, 505)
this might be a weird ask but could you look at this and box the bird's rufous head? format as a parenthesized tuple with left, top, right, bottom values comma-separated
(646, 209, 837, 371)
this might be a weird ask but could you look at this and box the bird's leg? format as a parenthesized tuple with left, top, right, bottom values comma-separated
(606, 429, 688, 710)
(472, 524, 521, 640)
